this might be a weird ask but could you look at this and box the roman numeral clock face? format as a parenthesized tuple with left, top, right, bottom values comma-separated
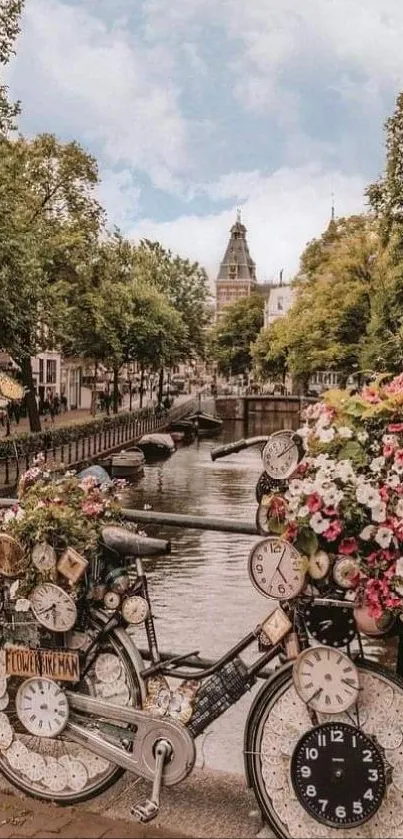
(248, 537, 306, 600)
(16, 677, 69, 737)
(293, 646, 360, 714)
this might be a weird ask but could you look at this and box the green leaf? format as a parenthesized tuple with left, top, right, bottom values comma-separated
(338, 440, 366, 465)
(295, 526, 318, 557)
(267, 517, 286, 535)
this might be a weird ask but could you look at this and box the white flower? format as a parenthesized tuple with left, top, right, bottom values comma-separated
(338, 426, 353, 439)
(360, 525, 375, 541)
(369, 456, 386, 474)
(9, 580, 19, 600)
(288, 479, 304, 498)
(393, 461, 403, 475)
(310, 512, 328, 534)
(296, 425, 310, 439)
(375, 527, 393, 548)
(335, 460, 355, 483)
(386, 474, 400, 489)
(317, 427, 335, 443)
(3, 509, 16, 522)
(322, 486, 344, 507)
(297, 505, 309, 519)
(357, 430, 369, 443)
(356, 484, 381, 508)
(396, 498, 403, 519)
(371, 502, 387, 523)
(383, 434, 398, 447)
(15, 598, 31, 613)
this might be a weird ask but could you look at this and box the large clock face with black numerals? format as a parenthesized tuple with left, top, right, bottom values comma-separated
(262, 430, 301, 480)
(291, 722, 386, 828)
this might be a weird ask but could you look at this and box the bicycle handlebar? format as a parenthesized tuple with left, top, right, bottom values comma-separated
(211, 436, 269, 461)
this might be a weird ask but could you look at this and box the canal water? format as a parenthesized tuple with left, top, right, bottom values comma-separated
(119, 413, 397, 775)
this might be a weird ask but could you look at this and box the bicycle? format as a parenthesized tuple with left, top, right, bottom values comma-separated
(0, 431, 402, 839)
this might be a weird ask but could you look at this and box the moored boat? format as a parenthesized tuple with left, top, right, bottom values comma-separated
(167, 419, 197, 442)
(186, 411, 223, 437)
(98, 447, 145, 480)
(136, 433, 176, 460)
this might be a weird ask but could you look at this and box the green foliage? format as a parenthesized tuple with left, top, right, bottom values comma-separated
(0, 0, 24, 134)
(208, 293, 264, 376)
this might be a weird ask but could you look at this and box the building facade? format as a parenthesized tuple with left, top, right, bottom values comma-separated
(263, 281, 295, 328)
(216, 212, 258, 311)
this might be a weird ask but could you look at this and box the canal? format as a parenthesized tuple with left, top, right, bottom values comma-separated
(120, 413, 397, 776)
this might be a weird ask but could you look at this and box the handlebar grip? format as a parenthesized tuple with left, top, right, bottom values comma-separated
(211, 439, 247, 461)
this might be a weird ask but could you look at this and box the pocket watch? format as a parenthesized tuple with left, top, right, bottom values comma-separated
(16, 677, 69, 737)
(308, 551, 330, 581)
(248, 537, 306, 600)
(122, 595, 149, 625)
(32, 542, 57, 573)
(333, 557, 360, 589)
(293, 646, 360, 713)
(30, 583, 77, 632)
(103, 590, 121, 611)
(262, 430, 303, 481)
(261, 607, 292, 644)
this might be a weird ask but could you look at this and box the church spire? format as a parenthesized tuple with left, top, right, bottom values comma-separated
(215, 212, 258, 311)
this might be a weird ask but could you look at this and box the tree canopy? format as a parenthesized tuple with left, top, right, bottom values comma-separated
(208, 293, 264, 377)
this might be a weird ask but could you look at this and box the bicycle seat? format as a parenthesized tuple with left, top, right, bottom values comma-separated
(101, 526, 171, 558)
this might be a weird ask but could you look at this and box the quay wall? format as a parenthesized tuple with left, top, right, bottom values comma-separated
(214, 395, 317, 422)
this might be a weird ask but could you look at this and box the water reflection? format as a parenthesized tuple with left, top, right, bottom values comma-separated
(119, 414, 398, 773)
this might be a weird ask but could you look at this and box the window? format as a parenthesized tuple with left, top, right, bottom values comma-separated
(46, 359, 57, 384)
(39, 358, 44, 384)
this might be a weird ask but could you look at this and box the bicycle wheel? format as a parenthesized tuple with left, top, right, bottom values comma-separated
(0, 614, 143, 805)
(245, 659, 403, 838)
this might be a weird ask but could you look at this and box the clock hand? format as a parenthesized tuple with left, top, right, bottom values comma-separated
(278, 442, 296, 458)
(278, 567, 288, 584)
(306, 687, 323, 704)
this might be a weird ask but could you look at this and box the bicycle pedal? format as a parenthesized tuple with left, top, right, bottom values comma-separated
(131, 799, 159, 822)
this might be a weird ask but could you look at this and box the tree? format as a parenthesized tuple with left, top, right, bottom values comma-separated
(0, 0, 24, 134)
(366, 93, 403, 251)
(208, 293, 264, 377)
(251, 216, 378, 390)
(0, 133, 102, 430)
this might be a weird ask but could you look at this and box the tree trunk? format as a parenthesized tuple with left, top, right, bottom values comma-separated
(91, 362, 98, 416)
(139, 365, 145, 409)
(20, 355, 41, 433)
(129, 380, 133, 412)
(112, 366, 119, 414)
(158, 367, 164, 405)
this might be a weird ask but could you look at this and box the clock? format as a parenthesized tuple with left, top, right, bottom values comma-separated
(261, 607, 292, 645)
(57, 547, 88, 584)
(103, 590, 121, 611)
(293, 646, 360, 713)
(248, 537, 306, 600)
(262, 430, 302, 481)
(32, 542, 57, 573)
(333, 557, 360, 589)
(16, 677, 69, 737)
(308, 551, 330, 581)
(30, 583, 77, 632)
(255, 472, 287, 503)
(122, 595, 149, 625)
(291, 722, 385, 828)
(303, 602, 356, 647)
(0, 534, 28, 577)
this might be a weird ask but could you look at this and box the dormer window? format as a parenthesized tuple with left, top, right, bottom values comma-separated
(229, 263, 237, 279)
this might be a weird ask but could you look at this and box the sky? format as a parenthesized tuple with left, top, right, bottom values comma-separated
(6, 0, 403, 286)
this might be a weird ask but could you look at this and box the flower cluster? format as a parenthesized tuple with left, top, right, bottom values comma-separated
(0, 459, 126, 597)
(264, 373, 403, 621)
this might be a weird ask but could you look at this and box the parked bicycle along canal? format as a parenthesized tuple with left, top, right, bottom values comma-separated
(119, 413, 398, 776)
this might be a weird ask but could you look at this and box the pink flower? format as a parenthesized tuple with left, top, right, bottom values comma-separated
(379, 485, 390, 502)
(323, 519, 343, 541)
(383, 445, 396, 458)
(339, 537, 358, 555)
(80, 475, 99, 493)
(395, 449, 403, 467)
(81, 501, 104, 517)
(384, 374, 403, 395)
(361, 386, 381, 404)
(284, 522, 298, 542)
(388, 423, 403, 433)
(323, 505, 338, 516)
(307, 493, 322, 513)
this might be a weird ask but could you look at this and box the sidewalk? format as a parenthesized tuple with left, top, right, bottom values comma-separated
(0, 790, 184, 839)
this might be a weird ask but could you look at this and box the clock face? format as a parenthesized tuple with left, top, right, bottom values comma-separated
(255, 472, 286, 503)
(303, 603, 356, 648)
(262, 431, 301, 481)
(308, 551, 330, 581)
(261, 607, 292, 645)
(248, 537, 306, 601)
(291, 722, 385, 828)
(122, 595, 149, 625)
(333, 557, 360, 589)
(32, 542, 57, 573)
(30, 584, 77, 632)
(16, 677, 69, 737)
(0, 534, 28, 577)
(103, 590, 121, 611)
(293, 646, 360, 713)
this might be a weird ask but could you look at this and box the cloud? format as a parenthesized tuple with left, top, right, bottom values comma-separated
(129, 165, 367, 286)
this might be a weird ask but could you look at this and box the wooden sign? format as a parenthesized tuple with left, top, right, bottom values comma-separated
(57, 547, 88, 584)
(5, 645, 80, 682)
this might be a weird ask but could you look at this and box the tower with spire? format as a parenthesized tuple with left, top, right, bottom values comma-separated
(215, 211, 258, 312)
